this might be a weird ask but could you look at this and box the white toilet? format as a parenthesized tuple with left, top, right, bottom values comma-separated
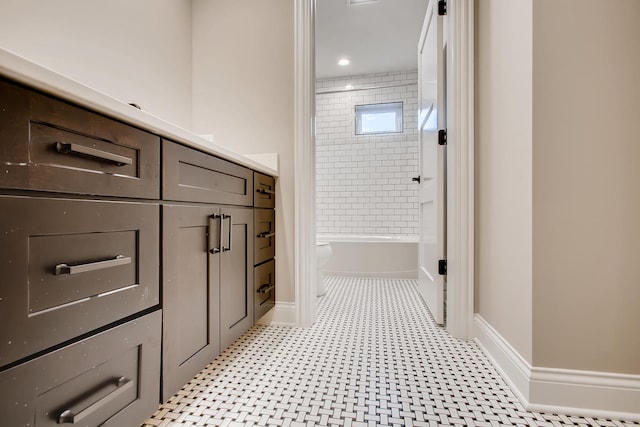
(316, 241, 333, 296)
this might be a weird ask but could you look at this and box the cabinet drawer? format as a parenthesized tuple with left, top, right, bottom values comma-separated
(254, 260, 275, 320)
(0, 311, 161, 427)
(163, 140, 253, 205)
(254, 208, 275, 265)
(254, 172, 276, 208)
(0, 196, 159, 368)
(0, 78, 160, 199)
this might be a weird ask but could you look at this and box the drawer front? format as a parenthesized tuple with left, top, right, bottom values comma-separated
(0, 311, 161, 427)
(254, 208, 276, 265)
(0, 196, 159, 368)
(254, 260, 275, 320)
(163, 140, 253, 206)
(0, 78, 160, 199)
(254, 172, 276, 208)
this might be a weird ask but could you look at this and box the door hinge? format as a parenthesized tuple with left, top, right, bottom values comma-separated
(438, 259, 447, 275)
(438, 0, 447, 16)
(438, 129, 447, 146)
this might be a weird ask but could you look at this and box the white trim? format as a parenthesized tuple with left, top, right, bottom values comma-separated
(475, 314, 640, 421)
(445, 0, 475, 339)
(301, 0, 476, 335)
(256, 302, 297, 327)
(474, 314, 532, 403)
(325, 270, 417, 279)
(529, 369, 640, 421)
(293, 0, 317, 328)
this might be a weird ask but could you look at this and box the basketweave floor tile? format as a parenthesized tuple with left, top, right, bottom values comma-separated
(142, 277, 639, 427)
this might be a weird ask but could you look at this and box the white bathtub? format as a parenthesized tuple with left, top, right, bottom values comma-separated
(318, 235, 418, 279)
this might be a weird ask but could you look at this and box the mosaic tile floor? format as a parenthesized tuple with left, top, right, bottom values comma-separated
(142, 277, 639, 427)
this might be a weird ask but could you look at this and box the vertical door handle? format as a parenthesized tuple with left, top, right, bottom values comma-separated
(221, 214, 232, 252)
(209, 214, 221, 254)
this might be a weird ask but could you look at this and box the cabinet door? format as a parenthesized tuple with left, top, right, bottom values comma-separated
(219, 207, 254, 349)
(162, 204, 221, 402)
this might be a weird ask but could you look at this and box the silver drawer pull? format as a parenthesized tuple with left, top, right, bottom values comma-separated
(258, 231, 275, 239)
(258, 283, 274, 294)
(58, 376, 133, 424)
(256, 188, 275, 195)
(56, 142, 133, 166)
(55, 255, 131, 275)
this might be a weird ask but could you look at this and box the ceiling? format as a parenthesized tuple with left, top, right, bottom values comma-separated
(315, 0, 429, 80)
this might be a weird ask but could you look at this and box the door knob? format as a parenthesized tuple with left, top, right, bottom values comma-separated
(412, 176, 421, 183)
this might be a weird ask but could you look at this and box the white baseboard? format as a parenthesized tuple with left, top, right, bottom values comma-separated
(325, 270, 418, 279)
(474, 314, 640, 421)
(255, 302, 296, 327)
(474, 314, 531, 403)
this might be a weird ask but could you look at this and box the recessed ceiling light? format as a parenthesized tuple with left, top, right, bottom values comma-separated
(345, 84, 354, 90)
(338, 58, 350, 66)
(346, 0, 378, 5)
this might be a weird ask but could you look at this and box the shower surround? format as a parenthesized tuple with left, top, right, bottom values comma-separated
(316, 70, 419, 239)
(316, 70, 419, 278)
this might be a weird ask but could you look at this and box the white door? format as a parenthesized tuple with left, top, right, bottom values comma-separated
(417, 0, 446, 325)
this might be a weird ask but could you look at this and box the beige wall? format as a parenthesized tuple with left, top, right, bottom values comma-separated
(532, 0, 640, 374)
(0, 0, 193, 129)
(475, 0, 533, 363)
(477, 0, 640, 375)
(192, 0, 296, 303)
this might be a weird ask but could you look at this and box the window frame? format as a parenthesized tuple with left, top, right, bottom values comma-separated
(354, 101, 404, 136)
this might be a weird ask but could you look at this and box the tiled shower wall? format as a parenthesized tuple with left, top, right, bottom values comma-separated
(316, 71, 419, 237)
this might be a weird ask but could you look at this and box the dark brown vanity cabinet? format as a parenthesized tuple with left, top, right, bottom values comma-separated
(161, 143, 255, 401)
(0, 75, 277, 424)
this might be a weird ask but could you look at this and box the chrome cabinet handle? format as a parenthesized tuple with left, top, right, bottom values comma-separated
(256, 188, 275, 195)
(58, 376, 133, 424)
(208, 214, 221, 254)
(54, 255, 131, 275)
(55, 142, 133, 166)
(258, 283, 274, 294)
(221, 214, 232, 252)
(258, 231, 275, 239)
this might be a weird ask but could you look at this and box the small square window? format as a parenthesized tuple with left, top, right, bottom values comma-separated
(355, 102, 403, 135)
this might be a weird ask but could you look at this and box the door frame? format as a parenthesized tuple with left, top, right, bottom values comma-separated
(293, 0, 475, 339)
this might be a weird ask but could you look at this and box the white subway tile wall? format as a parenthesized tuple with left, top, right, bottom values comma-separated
(316, 71, 419, 237)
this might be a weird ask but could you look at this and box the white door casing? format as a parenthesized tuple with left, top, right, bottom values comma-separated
(294, 0, 474, 339)
(417, 0, 446, 325)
